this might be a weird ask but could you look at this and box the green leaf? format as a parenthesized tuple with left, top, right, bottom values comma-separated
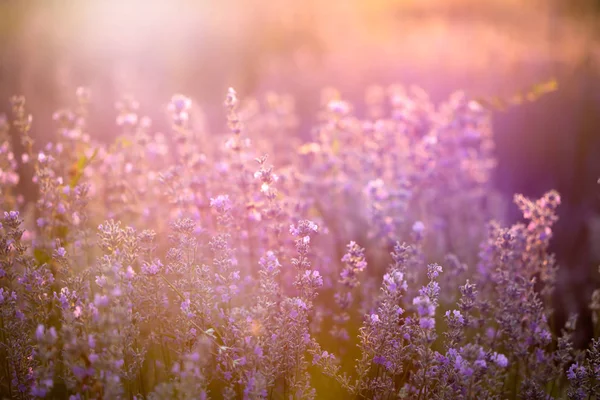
(472, 78, 558, 112)
(55, 225, 69, 241)
(69, 148, 98, 188)
(34, 248, 51, 265)
(472, 97, 495, 111)
(530, 79, 558, 97)
(109, 137, 133, 153)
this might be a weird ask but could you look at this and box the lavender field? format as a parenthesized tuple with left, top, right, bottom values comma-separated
(1, 1, 600, 399)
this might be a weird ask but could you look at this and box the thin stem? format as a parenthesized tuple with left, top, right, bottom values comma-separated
(512, 360, 520, 400)
(1, 315, 12, 398)
(417, 332, 432, 400)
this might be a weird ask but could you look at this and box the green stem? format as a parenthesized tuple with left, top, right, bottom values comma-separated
(512, 361, 520, 400)
(160, 340, 169, 375)
(1, 315, 13, 398)
(138, 367, 145, 399)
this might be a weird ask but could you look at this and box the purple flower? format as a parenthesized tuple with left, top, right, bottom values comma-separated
(445, 310, 464, 325)
(292, 298, 307, 310)
(303, 269, 323, 288)
(35, 324, 45, 341)
(57, 203, 66, 214)
(95, 275, 107, 287)
(71, 366, 94, 381)
(210, 194, 232, 212)
(94, 294, 110, 307)
(327, 99, 350, 115)
(289, 220, 318, 237)
(88, 335, 96, 349)
(31, 386, 48, 397)
(420, 317, 435, 329)
(141, 259, 162, 275)
(427, 264, 442, 280)
(413, 295, 435, 317)
(373, 355, 386, 365)
(181, 298, 194, 317)
(491, 352, 508, 368)
(116, 113, 138, 127)
(259, 251, 281, 272)
(412, 220, 425, 234)
(125, 266, 135, 279)
(383, 270, 407, 293)
(168, 94, 192, 114)
(567, 363, 578, 380)
(55, 247, 67, 258)
(339, 241, 367, 288)
(4, 210, 19, 221)
(454, 355, 474, 377)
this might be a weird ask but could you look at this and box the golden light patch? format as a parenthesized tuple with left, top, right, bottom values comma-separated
(250, 319, 263, 336)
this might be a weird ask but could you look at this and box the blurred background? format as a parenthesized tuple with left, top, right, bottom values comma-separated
(1, 0, 600, 339)
(0, 0, 598, 184)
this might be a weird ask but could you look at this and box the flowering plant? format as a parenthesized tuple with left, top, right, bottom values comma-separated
(0, 86, 597, 399)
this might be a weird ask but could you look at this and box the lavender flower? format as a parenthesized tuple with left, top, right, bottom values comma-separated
(0, 86, 593, 400)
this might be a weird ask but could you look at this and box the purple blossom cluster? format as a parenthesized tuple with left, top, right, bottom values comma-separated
(0, 86, 597, 399)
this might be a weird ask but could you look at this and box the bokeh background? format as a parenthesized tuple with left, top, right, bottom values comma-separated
(1, 0, 600, 339)
(1, 0, 599, 189)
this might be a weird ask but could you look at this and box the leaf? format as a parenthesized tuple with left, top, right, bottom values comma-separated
(89, 148, 99, 162)
(471, 78, 559, 112)
(160, 332, 177, 340)
(331, 137, 341, 155)
(472, 97, 495, 111)
(69, 148, 98, 188)
(298, 142, 321, 155)
(118, 137, 133, 148)
(531, 79, 558, 96)
(34, 248, 51, 265)
(524, 79, 559, 103)
(307, 205, 322, 219)
(115, 137, 134, 149)
(55, 225, 69, 241)
(108, 137, 133, 154)
(472, 96, 507, 112)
